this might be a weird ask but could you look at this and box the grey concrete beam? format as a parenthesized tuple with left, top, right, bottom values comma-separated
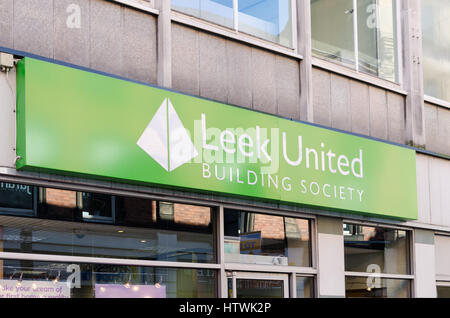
(413, 229, 437, 297)
(401, 0, 426, 148)
(156, 0, 172, 88)
(296, 0, 314, 123)
(0, 62, 16, 168)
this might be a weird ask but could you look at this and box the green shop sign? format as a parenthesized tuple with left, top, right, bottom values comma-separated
(16, 57, 418, 220)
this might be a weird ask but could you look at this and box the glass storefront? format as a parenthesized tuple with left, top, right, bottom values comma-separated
(0, 183, 215, 264)
(224, 209, 311, 267)
(345, 276, 410, 298)
(1, 182, 423, 299)
(0, 260, 217, 298)
(0, 181, 317, 298)
(343, 223, 412, 298)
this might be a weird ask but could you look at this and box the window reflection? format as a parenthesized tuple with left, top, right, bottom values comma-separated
(238, 0, 293, 47)
(296, 276, 314, 298)
(343, 224, 409, 275)
(437, 286, 450, 298)
(346, 276, 410, 298)
(311, 0, 399, 82)
(0, 184, 215, 264)
(172, 0, 234, 29)
(0, 260, 217, 298)
(422, 0, 450, 102)
(224, 209, 311, 267)
(171, 0, 293, 47)
(0, 182, 34, 214)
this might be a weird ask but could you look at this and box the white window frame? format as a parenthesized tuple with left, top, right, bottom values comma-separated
(312, 0, 403, 89)
(111, 0, 159, 15)
(170, 0, 301, 59)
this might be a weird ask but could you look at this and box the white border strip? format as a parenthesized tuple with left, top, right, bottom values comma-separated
(312, 57, 408, 96)
(345, 271, 414, 280)
(111, 0, 159, 15)
(224, 263, 317, 275)
(424, 95, 450, 110)
(171, 10, 303, 60)
(0, 252, 221, 270)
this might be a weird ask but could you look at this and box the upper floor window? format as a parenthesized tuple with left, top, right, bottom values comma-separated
(171, 0, 294, 48)
(311, 0, 399, 83)
(421, 0, 450, 103)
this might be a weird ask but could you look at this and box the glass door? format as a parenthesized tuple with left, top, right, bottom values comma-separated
(227, 272, 289, 298)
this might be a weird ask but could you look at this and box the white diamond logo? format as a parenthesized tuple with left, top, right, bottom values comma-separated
(137, 98, 198, 172)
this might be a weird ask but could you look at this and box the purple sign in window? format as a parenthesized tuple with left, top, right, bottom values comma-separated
(95, 284, 166, 298)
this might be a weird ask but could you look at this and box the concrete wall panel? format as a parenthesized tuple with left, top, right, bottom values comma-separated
(172, 24, 200, 96)
(368, 86, 388, 140)
(349, 80, 370, 136)
(227, 41, 252, 109)
(122, 7, 157, 84)
(13, 0, 54, 58)
(251, 49, 277, 114)
(54, 0, 90, 68)
(89, 0, 124, 76)
(312, 68, 331, 126)
(387, 92, 406, 144)
(330, 74, 350, 131)
(199, 32, 228, 103)
(0, 0, 13, 48)
(275, 55, 300, 120)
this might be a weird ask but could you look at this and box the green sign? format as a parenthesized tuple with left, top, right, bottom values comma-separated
(16, 57, 418, 220)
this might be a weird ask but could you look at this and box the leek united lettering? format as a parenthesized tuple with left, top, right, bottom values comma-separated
(200, 114, 365, 203)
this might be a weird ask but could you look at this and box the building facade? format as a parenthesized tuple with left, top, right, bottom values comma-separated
(0, 0, 448, 298)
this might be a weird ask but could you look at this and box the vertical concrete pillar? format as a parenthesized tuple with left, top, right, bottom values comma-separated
(0, 56, 16, 168)
(316, 216, 345, 297)
(296, 0, 314, 123)
(414, 229, 437, 297)
(0, 226, 3, 279)
(401, 0, 426, 147)
(155, 0, 172, 88)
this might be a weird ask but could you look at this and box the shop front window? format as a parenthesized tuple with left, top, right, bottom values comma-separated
(0, 185, 216, 264)
(311, 0, 399, 83)
(0, 182, 35, 216)
(224, 209, 311, 267)
(343, 223, 412, 298)
(345, 276, 410, 298)
(171, 0, 294, 48)
(0, 260, 217, 298)
(296, 276, 315, 298)
(437, 286, 450, 298)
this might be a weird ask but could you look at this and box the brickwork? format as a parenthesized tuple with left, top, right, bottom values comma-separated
(174, 204, 211, 227)
(45, 188, 77, 208)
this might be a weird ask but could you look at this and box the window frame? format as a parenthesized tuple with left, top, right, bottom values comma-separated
(0, 183, 37, 217)
(0, 178, 320, 298)
(342, 220, 415, 298)
(311, 0, 403, 86)
(434, 233, 450, 296)
(170, 0, 300, 56)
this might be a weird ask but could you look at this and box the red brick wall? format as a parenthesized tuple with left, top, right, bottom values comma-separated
(174, 204, 211, 226)
(46, 189, 77, 208)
